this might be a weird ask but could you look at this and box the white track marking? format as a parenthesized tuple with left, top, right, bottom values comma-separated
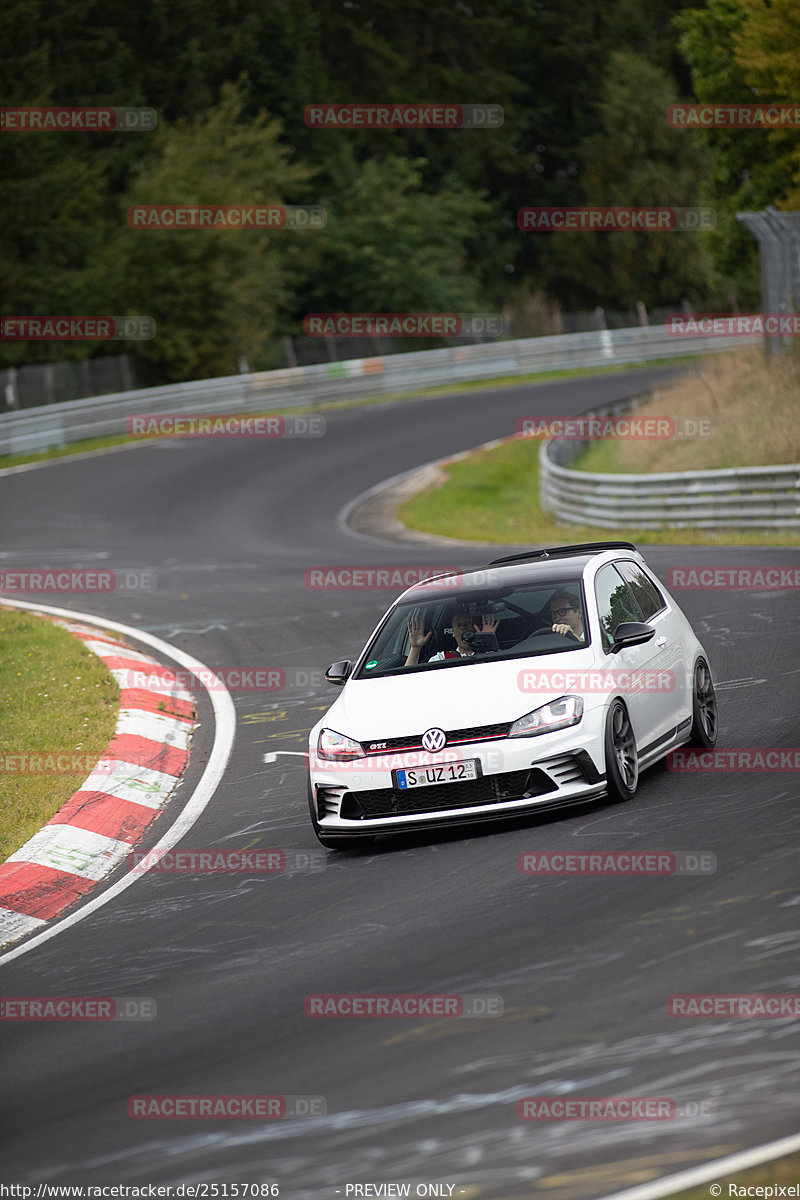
(115, 708, 192, 748)
(4, 825, 131, 880)
(77, 760, 179, 808)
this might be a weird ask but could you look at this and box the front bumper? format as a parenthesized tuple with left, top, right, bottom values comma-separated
(308, 735, 606, 836)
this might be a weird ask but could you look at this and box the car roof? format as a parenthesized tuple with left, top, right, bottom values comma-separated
(397, 543, 642, 604)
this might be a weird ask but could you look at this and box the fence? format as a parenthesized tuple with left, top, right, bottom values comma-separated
(0, 324, 750, 458)
(0, 356, 137, 412)
(0, 305, 683, 409)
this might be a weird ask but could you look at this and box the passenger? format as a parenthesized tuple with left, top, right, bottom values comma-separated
(405, 607, 499, 665)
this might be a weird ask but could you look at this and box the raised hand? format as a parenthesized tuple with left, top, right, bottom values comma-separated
(475, 613, 500, 634)
(407, 613, 432, 648)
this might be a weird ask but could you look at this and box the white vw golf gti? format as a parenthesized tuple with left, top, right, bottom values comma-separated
(307, 542, 718, 848)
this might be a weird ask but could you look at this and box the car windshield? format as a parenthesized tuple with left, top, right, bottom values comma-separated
(354, 579, 589, 678)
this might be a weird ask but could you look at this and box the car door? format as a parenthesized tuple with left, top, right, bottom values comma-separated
(593, 563, 677, 751)
(615, 558, 690, 730)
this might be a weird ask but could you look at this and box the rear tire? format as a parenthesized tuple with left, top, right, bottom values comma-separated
(604, 699, 638, 802)
(688, 658, 718, 748)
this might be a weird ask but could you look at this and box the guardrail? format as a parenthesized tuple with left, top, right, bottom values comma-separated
(540, 439, 800, 529)
(0, 324, 751, 457)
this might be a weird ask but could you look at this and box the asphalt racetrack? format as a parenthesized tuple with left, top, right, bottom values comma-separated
(1, 364, 799, 1198)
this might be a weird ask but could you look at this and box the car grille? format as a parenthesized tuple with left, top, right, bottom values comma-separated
(340, 768, 557, 819)
(361, 721, 511, 754)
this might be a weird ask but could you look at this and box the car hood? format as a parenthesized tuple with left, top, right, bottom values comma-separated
(321, 649, 600, 739)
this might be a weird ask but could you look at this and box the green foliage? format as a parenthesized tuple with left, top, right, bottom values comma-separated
(733, 0, 800, 209)
(1, 0, 796, 380)
(280, 150, 490, 325)
(535, 52, 716, 309)
(675, 0, 799, 304)
(92, 82, 309, 381)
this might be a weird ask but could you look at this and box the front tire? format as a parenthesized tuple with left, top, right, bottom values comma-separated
(688, 658, 718, 748)
(604, 699, 638, 802)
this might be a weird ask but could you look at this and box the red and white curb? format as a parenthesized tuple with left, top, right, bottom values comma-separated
(0, 614, 197, 948)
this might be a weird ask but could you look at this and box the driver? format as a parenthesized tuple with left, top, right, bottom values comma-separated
(548, 591, 585, 641)
(405, 606, 500, 665)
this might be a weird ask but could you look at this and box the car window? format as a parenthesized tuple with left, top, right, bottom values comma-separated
(354, 579, 589, 677)
(594, 564, 643, 651)
(615, 560, 666, 620)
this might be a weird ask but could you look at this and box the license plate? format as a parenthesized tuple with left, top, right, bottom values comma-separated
(394, 760, 480, 789)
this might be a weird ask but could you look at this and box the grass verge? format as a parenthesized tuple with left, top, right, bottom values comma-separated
(396, 436, 800, 545)
(0, 608, 119, 861)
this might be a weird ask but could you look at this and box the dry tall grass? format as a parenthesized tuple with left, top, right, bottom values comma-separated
(590, 347, 800, 472)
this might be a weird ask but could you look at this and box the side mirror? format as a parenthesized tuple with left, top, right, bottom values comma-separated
(609, 622, 656, 653)
(325, 660, 352, 685)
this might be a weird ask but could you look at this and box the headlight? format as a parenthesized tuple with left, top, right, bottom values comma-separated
(317, 728, 364, 762)
(509, 695, 583, 738)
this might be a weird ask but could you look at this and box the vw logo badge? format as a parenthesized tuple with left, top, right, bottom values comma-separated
(421, 727, 447, 752)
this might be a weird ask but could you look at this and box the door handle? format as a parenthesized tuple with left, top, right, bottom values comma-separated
(656, 636, 667, 647)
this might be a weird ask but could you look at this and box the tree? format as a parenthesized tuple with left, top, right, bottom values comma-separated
(279, 148, 491, 332)
(531, 52, 716, 310)
(676, 0, 798, 306)
(0, 0, 130, 366)
(99, 83, 310, 381)
(732, 0, 800, 209)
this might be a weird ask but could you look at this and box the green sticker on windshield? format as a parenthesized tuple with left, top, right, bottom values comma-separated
(365, 660, 378, 669)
